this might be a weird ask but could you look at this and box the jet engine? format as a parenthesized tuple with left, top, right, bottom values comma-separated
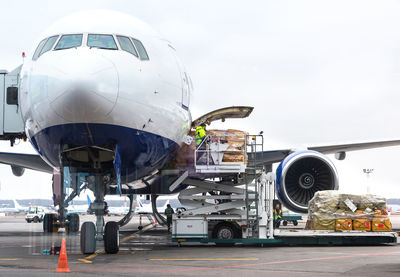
(276, 150, 339, 213)
(11, 165, 25, 177)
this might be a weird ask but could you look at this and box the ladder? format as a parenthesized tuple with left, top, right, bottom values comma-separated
(245, 135, 264, 238)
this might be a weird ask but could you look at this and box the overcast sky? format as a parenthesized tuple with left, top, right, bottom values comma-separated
(0, 0, 400, 199)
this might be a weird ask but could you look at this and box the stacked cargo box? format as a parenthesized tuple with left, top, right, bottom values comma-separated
(307, 191, 390, 232)
(173, 129, 248, 168)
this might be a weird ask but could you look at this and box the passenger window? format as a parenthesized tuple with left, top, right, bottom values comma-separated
(55, 34, 83, 50)
(116, 36, 138, 57)
(87, 34, 118, 50)
(131, 38, 149, 60)
(39, 35, 59, 56)
(32, 39, 47, 60)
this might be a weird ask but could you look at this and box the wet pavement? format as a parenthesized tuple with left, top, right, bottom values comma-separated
(0, 215, 399, 276)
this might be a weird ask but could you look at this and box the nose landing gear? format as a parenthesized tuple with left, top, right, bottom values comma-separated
(80, 174, 120, 254)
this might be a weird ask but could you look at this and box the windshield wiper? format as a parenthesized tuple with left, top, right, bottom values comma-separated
(54, 46, 78, 51)
(89, 46, 117, 50)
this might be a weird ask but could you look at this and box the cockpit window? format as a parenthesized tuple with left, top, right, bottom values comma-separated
(32, 39, 47, 60)
(131, 38, 149, 60)
(116, 36, 138, 57)
(87, 34, 118, 50)
(54, 34, 83, 50)
(39, 35, 59, 56)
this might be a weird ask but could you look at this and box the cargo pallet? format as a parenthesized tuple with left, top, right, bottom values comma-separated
(171, 134, 397, 247)
(173, 231, 397, 246)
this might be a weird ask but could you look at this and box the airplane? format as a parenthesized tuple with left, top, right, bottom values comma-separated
(67, 195, 92, 214)
(107, 195, 132, 216)
(0, 199, 25, 214)
(135, 195, 180, 215)
(0, 9, 399, 254)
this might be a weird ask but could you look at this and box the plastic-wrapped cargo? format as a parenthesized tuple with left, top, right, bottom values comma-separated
(353, 218, 371, 231)
(372, 216, 391, 232)
(335, 219, 352, 231)
(312, 213, 335, 230)
(174, 129, 248, 168)
(308, 191, 389, 232)
(308, 190, 340, 216)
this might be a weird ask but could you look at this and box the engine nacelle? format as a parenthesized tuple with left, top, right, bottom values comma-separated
(276, 150, 339, 213)
(11, 165, 25, 177)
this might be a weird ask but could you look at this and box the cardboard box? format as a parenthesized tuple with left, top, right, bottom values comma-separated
(372, 216, 391, 232)
(335, 219, 352, 231)
(353, 219, 371, 231)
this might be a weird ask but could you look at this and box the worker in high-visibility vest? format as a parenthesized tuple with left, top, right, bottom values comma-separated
(273, 203, 283, 228)
(164, 204, 174, 232)
(195, 124, 207, 147)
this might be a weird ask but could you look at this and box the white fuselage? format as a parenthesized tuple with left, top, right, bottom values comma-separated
(18, 10, 192, 181)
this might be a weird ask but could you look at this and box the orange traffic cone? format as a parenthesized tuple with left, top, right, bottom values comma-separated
(55, 238, 70, 273)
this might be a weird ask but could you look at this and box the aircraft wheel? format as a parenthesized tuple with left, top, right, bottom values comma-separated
(293, 220, 298, 226)
(104, 221, 119, 254)
(80, 222, 96, 254)
(282, 220, 288, 226)
(67, 213, 80, 233)
(43, 214, 55, 232)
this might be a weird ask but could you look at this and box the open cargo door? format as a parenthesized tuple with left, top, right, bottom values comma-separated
(191, 106, 253, 128)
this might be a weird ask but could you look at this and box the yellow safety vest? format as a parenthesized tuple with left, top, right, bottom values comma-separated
(195, 126, 206, 146)
(273, 209, 282, 220)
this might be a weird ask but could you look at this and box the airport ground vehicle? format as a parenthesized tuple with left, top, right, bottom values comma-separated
(281, 214, 302, 226)
(171, 135, 397, 246)
(25, 206, 45, 223)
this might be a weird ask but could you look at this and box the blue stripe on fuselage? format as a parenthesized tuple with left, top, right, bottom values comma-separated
(30, 123, 178, 181)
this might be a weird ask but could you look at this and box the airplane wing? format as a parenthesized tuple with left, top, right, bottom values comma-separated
(0, 152, 53, 173)
(308, 139, 400, 154)
(248, 139, 400, 166)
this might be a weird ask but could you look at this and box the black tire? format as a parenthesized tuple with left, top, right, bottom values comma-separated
(282, 220, 288, 226)
(138, 226, 143, 231)
(212, 222, 236, 246)
(43, 214, 55, 232)
(67, 213, 80, 233)
(293, 220, 298, 226)
(26, 219, 31, 223)
(104, 221, 119, 254)
(33, 217, 39, 223)
(80, 222, 96, 254)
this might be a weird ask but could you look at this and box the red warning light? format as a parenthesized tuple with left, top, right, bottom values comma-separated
(22, 52, 26, 58)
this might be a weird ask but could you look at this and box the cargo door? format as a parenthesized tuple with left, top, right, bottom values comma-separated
(191, 106, 254, 128)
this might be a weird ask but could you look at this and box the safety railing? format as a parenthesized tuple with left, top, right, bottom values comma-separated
(193, 133, 248, 173)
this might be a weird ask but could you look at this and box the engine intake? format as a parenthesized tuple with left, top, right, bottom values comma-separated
(276, 151, 339, 213)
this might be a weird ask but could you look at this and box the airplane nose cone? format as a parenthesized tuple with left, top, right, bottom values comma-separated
(48, 49, 118, 122)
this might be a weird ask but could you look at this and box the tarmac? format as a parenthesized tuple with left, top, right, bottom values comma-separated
(0, 214, 399, 276)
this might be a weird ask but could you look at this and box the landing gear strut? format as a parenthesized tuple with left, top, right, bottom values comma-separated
(80, 174, 120, 254)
